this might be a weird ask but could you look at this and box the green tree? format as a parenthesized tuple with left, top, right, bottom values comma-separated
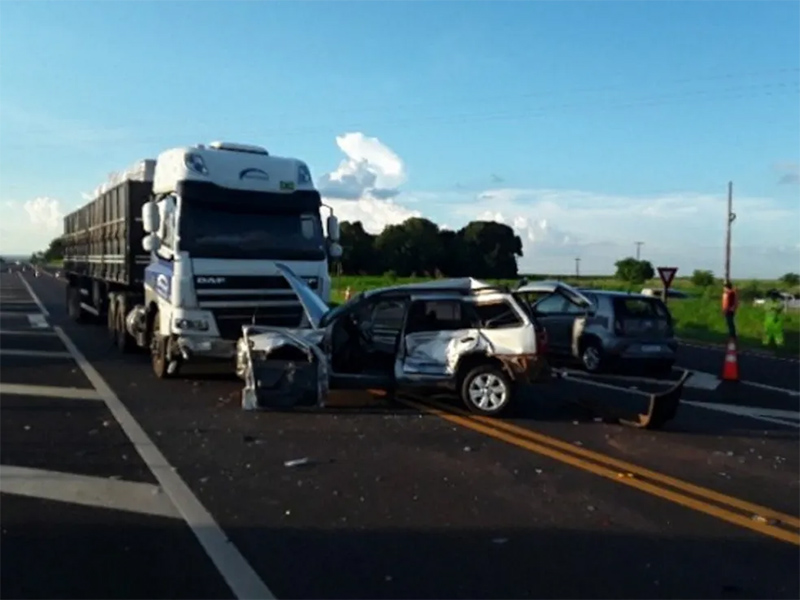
(339, 221, 376, 275)
(614, 257, 655, 285)
(780, 272, 800, 287)
(691, 269, 715, 287)
(458, 221, 523, 279)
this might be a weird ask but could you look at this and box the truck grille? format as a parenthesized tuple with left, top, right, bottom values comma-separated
(211, 307, 306, 340)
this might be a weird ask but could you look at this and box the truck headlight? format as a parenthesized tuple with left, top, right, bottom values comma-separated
(174, 318, 210, 331)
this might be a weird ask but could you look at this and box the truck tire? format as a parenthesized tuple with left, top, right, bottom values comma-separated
(460, 364, 513, 417)
(150, 308, 177, 378)
(66, 285, 85, 323)
(115, 296, 135, 354)
(107, 293, 118, 342)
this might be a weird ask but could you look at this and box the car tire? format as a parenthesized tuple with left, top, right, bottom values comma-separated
(580, 338, 605, 373)
(460, 364, 513, 417)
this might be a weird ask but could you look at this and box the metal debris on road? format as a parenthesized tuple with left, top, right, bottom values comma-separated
(284, 457, 312, 468)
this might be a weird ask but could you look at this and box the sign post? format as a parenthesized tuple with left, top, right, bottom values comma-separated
(657, 267, 678, 304)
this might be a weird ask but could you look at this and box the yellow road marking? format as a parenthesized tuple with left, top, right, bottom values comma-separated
(399, 397, 800, 546)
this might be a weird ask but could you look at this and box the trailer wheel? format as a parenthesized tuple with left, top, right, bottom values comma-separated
(67, 285, 84, 323)
(115, 296, 134, 354)
(107, 293, 118, 342)
(150, 308, 177, 378)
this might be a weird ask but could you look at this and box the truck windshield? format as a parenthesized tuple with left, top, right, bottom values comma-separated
(179, 204, 326, 260)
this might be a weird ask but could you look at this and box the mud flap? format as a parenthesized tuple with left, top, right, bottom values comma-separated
(556, 369, 689, 430)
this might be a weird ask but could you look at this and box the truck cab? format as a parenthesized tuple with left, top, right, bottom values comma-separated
(136, 141, 341, 377)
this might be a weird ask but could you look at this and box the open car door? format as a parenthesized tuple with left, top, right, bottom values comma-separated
(514, 280, 592, 309)
(276, 264, 398, 404)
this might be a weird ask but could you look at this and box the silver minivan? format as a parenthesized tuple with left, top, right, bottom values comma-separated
(532, 289, 677, 374)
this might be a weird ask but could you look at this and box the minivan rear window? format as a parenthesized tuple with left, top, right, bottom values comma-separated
(613, 297, 669, 319)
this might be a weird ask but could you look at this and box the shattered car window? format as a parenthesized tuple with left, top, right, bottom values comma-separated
(407, 300, 469, 333)
(473, 300, 523, 329)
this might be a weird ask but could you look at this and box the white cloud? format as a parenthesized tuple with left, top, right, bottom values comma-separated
(0, 197, 63, 254)
(24, 197, 63, 230)
(318, 132, 407, 202)
(316, 132, 800, 277)
(319, 132, 419, 233)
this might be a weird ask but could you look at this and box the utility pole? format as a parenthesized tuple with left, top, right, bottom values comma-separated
(575, 257, 581, 278)
(724, 181, 736, 282)
(634, 241, 645, 260)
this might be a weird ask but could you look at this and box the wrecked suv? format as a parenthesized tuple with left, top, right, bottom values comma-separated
(236, 265, 592, 416)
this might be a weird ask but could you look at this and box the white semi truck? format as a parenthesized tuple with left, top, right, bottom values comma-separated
(62, 141, 342, 378)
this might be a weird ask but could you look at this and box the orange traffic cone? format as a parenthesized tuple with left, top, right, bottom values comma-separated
(344, 286, 352, 301)
(721, 338, 740, 382)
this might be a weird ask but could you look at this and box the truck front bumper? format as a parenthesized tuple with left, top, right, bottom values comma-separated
(175, 335, 237, 360)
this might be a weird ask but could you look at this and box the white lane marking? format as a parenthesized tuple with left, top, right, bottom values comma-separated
(0, 311, 43, 318)
(27, 314, 49, 329)
(0, 383, 103, 401)
(0, 465, 181, 519)
(685, 371, 722, 391)
(682, 399, 800, 429)
(740, 379, 800, 398)
(52, 327, 275, 600)
(0, 349, 72, 359)
(17, 273, 50, 317)
(0, 329, 57, 336)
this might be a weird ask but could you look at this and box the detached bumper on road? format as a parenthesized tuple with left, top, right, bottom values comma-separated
(554, 368, 690, 430)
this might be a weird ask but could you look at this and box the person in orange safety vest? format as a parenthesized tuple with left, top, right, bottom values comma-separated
(721, 280, 738, 339)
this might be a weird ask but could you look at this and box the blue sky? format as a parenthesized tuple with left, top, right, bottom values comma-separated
(1, 0, 798, 277)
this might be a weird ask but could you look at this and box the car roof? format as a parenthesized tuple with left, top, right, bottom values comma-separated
(579, 289, 658, 301)
(362, 277, 507, 299)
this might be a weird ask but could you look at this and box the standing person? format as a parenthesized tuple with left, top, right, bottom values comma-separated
(721, 280, 738, 339)
(762, 291, 785, 348)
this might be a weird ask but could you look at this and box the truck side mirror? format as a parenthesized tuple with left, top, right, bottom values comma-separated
(329, 242, 343, 259)
(142, 233, 161, 253)
(326, 215, 340, 242)
(142, 202, 160, 233)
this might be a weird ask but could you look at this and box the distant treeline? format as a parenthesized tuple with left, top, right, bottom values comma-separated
(339, 218, 523, 279)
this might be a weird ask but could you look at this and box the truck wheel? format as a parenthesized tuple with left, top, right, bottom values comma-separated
(150, 309, 177, 378)
(460, 364, 513, 416)
(107, 293, 118, 342)
(115, 297, 134, 354)
(67, 286, 84, 323)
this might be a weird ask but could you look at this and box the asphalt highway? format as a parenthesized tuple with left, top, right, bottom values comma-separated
(1, 270, 798, 599)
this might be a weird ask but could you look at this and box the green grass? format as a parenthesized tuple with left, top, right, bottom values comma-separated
(331, 275, 800, 355)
